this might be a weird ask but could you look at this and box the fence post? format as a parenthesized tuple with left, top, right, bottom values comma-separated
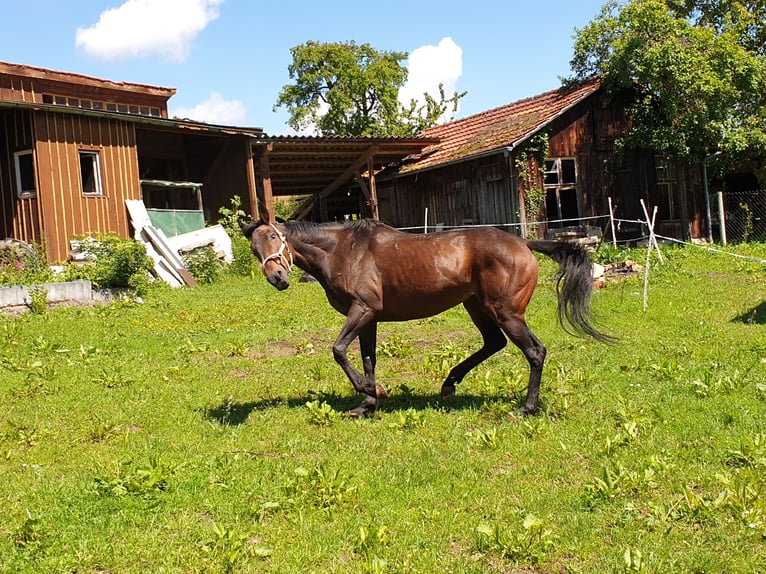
(608, 197, 617, 248)
(717, 191, 727, 246)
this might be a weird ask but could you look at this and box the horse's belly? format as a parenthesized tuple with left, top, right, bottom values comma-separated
(377, 286, 470, 321)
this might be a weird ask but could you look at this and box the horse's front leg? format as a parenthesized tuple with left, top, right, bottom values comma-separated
(359, 322, 387, 400)
(332, 305, 381, 417)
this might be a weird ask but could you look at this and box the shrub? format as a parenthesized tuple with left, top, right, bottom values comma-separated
(182, 246, 224, 284)
(61, 234, 153, 294)
(218, 196, 257, 277)
(0, 241, 52, 286)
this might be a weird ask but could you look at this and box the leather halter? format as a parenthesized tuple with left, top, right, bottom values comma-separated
(261, 223, 293, 273)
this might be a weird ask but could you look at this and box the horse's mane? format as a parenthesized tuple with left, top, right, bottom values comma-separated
(284, 219, 386, 240)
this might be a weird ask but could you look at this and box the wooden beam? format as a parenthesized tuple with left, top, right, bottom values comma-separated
(292, 145, 384, 221)
(254, 142, 274, 219)
(244, 137, 258, 220)
(316, 145, 377, 201)
(367, 156, 379, 220)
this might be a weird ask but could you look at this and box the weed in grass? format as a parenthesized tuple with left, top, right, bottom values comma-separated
(77, 343, 103, 364)
(281, 463, 358, 511)
(584, 462, 629, 506)
(378, 334, 414, 358)
(177, 337, 209, 354)
(305, 400, 340, 426)
(225, 340, 251, 357)
(481, 399, 514, 421)
(622, 547, 650, 573)
(355, 523, 390, 571)
(475, 514, 556, 565)
(691, 367, 747, 398)
(201, 521, 272, 573)
(26, 284, 48, 315)
(518, 416, 550, 440)
(305, 363, 324, 382)
(92, 365, 134, 389)
(14, 363, 55, 398)
(673, 484, 730, 523)
(387, 408, 425, 430)
(93, 456, 174, 497)
(468, 426, 500, 449)
(87, 418, 124, 443)
(14, 425, 40, 448)
(423, 341, 468, 379)
(13, 511, 45, 552)
(726, 433, 766, 468)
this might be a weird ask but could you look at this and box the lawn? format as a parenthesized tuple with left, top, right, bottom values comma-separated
(1, 243, 765, 573)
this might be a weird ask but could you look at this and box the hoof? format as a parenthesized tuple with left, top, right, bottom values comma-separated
(349, 396, 377, 418)
(440, 384, 456, 398)
(348, 406, 374, 418)
(512, 405, 539, 417)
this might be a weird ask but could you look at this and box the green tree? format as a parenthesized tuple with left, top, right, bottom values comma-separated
(569, 0, 766, 165)
(274, 40, 464, 136)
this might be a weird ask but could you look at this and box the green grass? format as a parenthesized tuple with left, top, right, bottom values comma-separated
(1, 243, 765, 573)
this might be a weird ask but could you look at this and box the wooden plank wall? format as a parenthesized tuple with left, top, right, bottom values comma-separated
(0, 109, 42, 245)
(34, 111, 141, 262)
(380, 156, 516, 231)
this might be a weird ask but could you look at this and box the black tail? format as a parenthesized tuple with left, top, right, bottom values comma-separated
(526, 240, 614, 343)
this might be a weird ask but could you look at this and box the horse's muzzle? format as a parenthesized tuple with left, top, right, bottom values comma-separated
(266, 267, 290, 290)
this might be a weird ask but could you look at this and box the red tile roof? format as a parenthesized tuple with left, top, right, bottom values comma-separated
(402, 78, 601, 172)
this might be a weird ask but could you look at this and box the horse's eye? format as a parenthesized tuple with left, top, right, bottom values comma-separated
(270, 233, 277, 240)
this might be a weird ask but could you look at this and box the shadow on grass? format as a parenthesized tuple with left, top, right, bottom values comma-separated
(733, 301, 766, 325)
(205, 391, 518, 426)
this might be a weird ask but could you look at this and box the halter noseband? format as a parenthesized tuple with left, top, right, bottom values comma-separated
(261, 223, 293, 273)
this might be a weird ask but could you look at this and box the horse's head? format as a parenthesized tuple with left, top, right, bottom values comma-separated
(242, 213, 293, 291)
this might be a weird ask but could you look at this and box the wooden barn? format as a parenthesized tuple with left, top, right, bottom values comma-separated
(0, 61, 263, 263)
(341, 78, 708, 242)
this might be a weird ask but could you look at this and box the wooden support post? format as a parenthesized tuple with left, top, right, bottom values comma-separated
(367, 157, 379, 221)
(254, 143, 274, 220)
(244, 138, 258, 220)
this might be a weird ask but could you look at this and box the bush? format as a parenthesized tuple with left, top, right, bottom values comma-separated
(0, 240, 52, 286)
(182, 246, 224, 284)
(61, 235, 154, 295)
(218, 196, 258, 277)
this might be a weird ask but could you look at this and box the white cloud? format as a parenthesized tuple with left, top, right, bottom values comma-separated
(171, 92, 246, 125)
(75, 0, 223, 62)
(399, 37, 463, 124)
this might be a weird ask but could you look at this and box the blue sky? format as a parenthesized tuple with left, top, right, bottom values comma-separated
(4, 0, 606, 135)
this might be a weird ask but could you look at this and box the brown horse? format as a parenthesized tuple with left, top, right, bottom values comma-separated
(244, 211, 610, 417)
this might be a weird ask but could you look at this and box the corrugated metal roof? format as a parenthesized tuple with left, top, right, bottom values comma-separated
(401, 78, 602, 173)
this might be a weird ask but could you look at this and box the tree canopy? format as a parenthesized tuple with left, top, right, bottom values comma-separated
(274, 40, 464, 137)
(569, 0, 766, 167)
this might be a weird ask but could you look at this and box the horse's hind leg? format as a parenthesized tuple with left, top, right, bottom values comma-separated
(441, 297, 507, 397)
(499, 316, 546, 415)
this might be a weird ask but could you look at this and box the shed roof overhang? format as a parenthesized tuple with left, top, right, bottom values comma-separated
(250, 135, 438, 196)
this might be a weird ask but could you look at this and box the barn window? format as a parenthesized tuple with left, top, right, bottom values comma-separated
(14, 150, 36, 198)
(653, 156, 677, 220)
(543, 158, 580, 226)
(79, 151, 103, 196)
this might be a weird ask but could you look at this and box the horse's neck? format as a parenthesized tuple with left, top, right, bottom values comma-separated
(289, 231, 339, 279)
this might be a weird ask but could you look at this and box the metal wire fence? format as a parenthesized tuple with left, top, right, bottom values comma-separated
(713, 189, 766, 243)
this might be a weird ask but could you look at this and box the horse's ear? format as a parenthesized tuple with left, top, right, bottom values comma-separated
(259, 207, 272, 226)
(242, 221, 258, 239)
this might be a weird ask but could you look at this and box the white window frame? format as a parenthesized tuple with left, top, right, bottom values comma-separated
(79, 150, 104, 196)
(14, 150, 36, 198)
